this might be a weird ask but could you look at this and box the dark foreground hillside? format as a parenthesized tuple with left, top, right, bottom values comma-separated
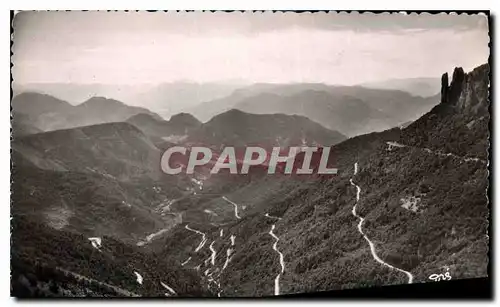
(11, 216, 210, 297)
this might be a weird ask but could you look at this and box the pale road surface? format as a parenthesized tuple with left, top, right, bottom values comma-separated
(222, 196, 242, 219)
(209, 240, 217, 265)
(134, 271, 143, 285)
(268, 224, 285, 295)
(160, 281, 177, 296)
(265, 213, 282, 220)
(185, 224, 207, 252)
(88, 237, 102, 250)
(181, 257, 191, 266)
(222, 247, 233, 271)
(350, 162, 414, 284)
(386, 141, 485, 164)
(222, 235, 236, 271)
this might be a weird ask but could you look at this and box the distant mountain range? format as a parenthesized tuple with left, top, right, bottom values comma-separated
(13, 82, 245, 119)
(189, 83, 439, 137)
(11, 89, 347, 152)
(14, 78, 441, 137)
(12, 93, 163, 132)
(187, 108, 346, 148)
(360, 77, 441, 98)
(12, 82, 142, 105)
(126, 113, 201, 140)
(128, 82, 245, 119)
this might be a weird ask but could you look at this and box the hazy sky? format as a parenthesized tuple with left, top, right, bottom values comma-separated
(12, 11, 489, 85)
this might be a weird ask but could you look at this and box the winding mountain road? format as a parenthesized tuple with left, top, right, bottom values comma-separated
(386, 141, 486, 164)
(350, 162, 413, 284)
(181, 257, 192, 267)
(265, 213, 282, 220)
(185, 225, 207, 252)
(209, 240, 217, 265)
(222, 235, 236, 271)
(160, 281, 177, 296)
(222, 196, 242, 219)
(268, 223, 285, 295)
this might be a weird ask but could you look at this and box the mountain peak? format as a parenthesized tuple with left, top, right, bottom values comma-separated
(440, 72, 449, 104)
(80, 96, 125, 107)
(208, 108, 248, 122)
(12, 92, 73, 115)
(169, 113, 202, 128)
(170, 112, 200, 122)
(225, 108, 246, 115)
(128, 112, 160, 123)
(440, 63, 489, 114)
(12, 92, 71, 107)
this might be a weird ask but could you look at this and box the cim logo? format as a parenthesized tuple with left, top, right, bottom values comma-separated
(160, 146, 338, 175)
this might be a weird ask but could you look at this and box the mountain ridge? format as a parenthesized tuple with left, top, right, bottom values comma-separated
(189, 84, 439, 137)
(12, 92, 164, 132)
(187, 108, 347, 148)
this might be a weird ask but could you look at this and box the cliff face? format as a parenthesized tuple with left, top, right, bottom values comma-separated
(402, 63, 490, 159)
(441, 64, 489, 115)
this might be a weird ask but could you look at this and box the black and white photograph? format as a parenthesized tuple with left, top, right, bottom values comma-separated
(9, 10, 491, 298)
